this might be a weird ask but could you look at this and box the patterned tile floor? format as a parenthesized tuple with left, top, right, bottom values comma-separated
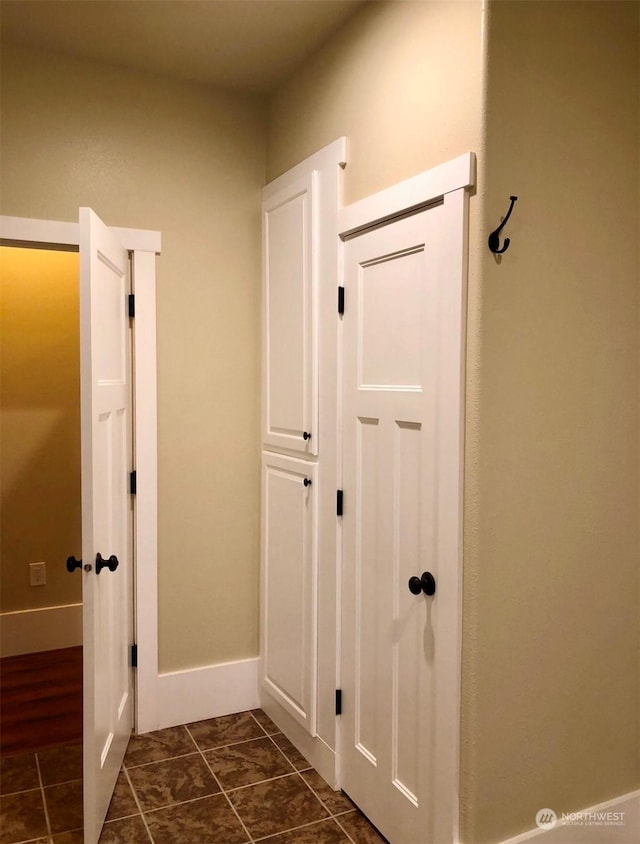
(0, 709, 387, 844)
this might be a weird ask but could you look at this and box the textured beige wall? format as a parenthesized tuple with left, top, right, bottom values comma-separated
(0, 246, 81, 613)
(267, 0, 485, 203)
(0, 46, 266, 672)
(460, 1, 640, 841)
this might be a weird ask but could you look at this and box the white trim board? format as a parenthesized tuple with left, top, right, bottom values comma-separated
(0, 214, 160, 734)
(500, 790, 640, 844)
(157, 658, 260, 730)
(0, 215, 162, 254)
(338, 151, 476, 238)
(0, 603, 82, 657)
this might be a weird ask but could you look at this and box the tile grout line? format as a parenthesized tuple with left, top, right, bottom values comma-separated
(121, 765, 155, 844)
(333, 812, 361, 844)
(253, 814, 352, 842)
(246, 712, 363, 844)
(33, 752, 53, 842)
(184, 723, 256, 844)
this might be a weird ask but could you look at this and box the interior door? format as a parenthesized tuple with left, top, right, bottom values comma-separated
(80, 208, 133, 844)
(341, 206, 446, 843)
(262, 172, 318, 456)
(261, 452, 318, 735)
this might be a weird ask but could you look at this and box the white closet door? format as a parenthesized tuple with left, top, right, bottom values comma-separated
(262, 172, 318, 456)
(260, 452, 317, 735)
(340, 189, 466, 844)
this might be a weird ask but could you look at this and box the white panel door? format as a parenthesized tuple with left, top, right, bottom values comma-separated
(263, 172, 318, 455)
(261, 452, 317, 734)
(80, 208, 133, 844)
(341, 202, 460, 844)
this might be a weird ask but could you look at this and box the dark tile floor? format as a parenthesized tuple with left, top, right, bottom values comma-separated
(0, 709, 387, 843)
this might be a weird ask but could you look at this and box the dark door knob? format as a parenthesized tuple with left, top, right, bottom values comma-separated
(66, 556, 82, 573)
(408, 576, 423, 595)
(303, 431, 311, 440)
(96, 553, 119, 574)
(408, 571, 436, 596)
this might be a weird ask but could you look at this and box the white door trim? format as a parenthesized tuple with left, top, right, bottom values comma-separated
(0, 213, 160, 734)
(337, 153, 473, 843)
(338, 151, 475, 237)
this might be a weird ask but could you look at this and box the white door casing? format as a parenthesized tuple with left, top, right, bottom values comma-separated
(80, 208, 134, 844)
(262, 172, 319, 456)
(339, 154, 473, 844)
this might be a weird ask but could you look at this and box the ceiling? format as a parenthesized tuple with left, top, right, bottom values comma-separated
(0, 0, 365, 92)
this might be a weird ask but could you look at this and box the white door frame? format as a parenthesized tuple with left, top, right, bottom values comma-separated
(0, 213, 159, 734)
(337, 151, 475, 842)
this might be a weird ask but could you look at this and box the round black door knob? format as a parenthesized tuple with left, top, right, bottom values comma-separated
(96, 553, 119, 574)
(408, 572, 437, 596)
(420, 571, 436, 596)
(408, 576, 423, 595)
(66, 556, 82, 573)
(303, 431, 311, 440)
(303, 477, 312, 487)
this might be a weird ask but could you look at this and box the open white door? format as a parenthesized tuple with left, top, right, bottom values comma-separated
(80, 208, 133, 844)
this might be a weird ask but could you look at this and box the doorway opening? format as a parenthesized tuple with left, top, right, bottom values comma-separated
(0, 245, 84, 749)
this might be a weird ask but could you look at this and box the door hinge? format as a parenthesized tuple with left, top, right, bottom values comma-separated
(338, 286, 345, 315)
(335, 689, 342, 716)
(131, 644, 138, 668)
(130, 470, 137, 495)
(128, 294, 135, 318)
(337, 490, 343, 517)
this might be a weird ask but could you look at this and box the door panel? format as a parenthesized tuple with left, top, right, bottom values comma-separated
(341, 208, 441, 843)
(80, 208, 133, 844)
(262, 173, 318, 455)
(261, 452, 317, 735)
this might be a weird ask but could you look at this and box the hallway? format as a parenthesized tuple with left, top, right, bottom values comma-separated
(0, 709, 387, 843)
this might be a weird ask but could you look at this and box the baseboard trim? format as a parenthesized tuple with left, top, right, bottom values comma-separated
(156, 657, 260, 731)
(0, 603, 82, 657)
(500, 790, 640, 844)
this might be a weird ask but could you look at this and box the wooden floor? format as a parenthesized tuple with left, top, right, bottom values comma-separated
(0, 646, 82, 756)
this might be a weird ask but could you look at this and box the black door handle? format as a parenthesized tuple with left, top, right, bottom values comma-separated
(408, 571, 436, 596)
(96, 553, 119, 574)
(66, 556, 82, 573)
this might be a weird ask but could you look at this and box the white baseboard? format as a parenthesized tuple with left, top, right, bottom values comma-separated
(259, 687, 337, 788)
(0, 603, 82, 657)
(156, 657, 260, 731)
(500, 790, 640, 844)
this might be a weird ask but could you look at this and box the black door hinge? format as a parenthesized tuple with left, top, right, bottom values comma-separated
(128, 294, 135, 318)
(335, 689, 342, 716)
(130, 470, 137, 495)
(338, 286, 345, 315)
(337, 490, 343, 517)
(131, 644, 138, 668)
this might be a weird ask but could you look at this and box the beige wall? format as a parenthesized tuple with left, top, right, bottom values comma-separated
(268, 0, 639, 841)
(267, 0, 485, 203)
(460, 2, 640, 840)
(0, 46, 267, 672)
(0, 246, 81, 613)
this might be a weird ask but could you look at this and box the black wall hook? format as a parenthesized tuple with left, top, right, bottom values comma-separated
(488, 195, 518, 254)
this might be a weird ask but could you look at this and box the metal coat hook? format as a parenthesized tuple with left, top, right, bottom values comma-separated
(488, 195, 518, 254)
